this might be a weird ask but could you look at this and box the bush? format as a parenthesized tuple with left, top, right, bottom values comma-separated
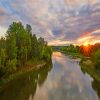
(5, 59, 17, 75)
(92, 49, 100, 70)
(42, 46, 52, 62)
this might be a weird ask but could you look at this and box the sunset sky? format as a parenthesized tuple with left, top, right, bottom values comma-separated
(0, 0, 100, 45)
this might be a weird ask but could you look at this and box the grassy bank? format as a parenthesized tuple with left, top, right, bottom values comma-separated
(80, 60, 100, 82)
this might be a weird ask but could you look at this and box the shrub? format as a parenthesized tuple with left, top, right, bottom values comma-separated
(5, 59, 17, 75)
(92, 49, 100, 70)
(42, 46, 52, 62)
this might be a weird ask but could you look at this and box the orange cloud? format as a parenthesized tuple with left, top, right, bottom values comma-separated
(77, 35, 94, 42)
(77, 29, 100, 45)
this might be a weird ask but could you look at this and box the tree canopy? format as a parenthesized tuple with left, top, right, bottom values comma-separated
(0, 22, 52, 78)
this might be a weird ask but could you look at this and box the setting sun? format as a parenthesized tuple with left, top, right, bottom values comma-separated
(0, 0, 100, 99)
(83, 41, 89, 47)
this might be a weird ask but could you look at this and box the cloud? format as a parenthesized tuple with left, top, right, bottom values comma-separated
(92, 29, 100, 35)
(0, 26, 7, 37)
(48, 40, 72, 46)
(0, 0, 100, 45)
(77, 29, 100, 45)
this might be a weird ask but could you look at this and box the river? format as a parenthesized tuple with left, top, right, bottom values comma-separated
(0, 52, 100, 100)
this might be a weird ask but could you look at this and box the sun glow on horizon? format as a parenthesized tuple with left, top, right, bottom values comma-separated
(81, 41, 91, 56)
(83, 41, 89, 47)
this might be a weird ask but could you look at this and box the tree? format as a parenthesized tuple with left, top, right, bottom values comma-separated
(6, 32, 17, 60)
(26, 24, 32, 33)
(0, 37, 6, 50)
(31, 34, 38, 59)
(37, 37, 47, 59)
(0, 21, 52, 79)
(0, 49, 7, 77)
(0, 48, 7, 67)
(6, 22, 32, 66)
(92, 49, 100, 70)
(42, 46, 52, 61)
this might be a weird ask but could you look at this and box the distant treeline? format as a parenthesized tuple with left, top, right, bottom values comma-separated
(79, 43, 100, 57)
(59, 43, 100, 70)
(0, 22, 52, 78)
(79, 43, 100, 70)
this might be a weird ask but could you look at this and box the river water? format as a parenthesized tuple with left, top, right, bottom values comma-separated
(0, 52, 100, 100)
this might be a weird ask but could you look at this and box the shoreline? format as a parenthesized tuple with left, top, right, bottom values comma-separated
(61, 51, 100, 82)
(80, 60, 100, 82)
(0, 61, 46, 90)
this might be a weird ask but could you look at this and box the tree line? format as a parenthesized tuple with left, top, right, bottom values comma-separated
(0, 22, 52, 78)
(59, 43, 100, 70)
(80, 43, 100, 70)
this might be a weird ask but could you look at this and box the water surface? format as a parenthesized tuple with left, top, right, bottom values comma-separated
(0, 52, 100, 100)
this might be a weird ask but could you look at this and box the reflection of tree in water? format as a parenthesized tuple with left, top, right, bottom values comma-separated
(37, 62, 52, 87)
(0, 62, 52, 100)
(92, 80, 100, 99)
(80, 64, 100, 100)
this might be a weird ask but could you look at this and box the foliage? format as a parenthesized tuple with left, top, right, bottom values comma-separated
(42, 46, 52, 62)
(5, 59, 17, 75)
(92, 49, 100, 70)
(60, 44, 79, 53)
(0, 49, 7, 77)
(59, 45, 82, 58)
(0, 21, 52, 79)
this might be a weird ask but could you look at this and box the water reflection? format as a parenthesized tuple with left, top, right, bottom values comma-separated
(0, 52, 100, 100)
(34, 52, 99, 100)
(0, 62, 52, 100)
(81, 65, 100, 100)
(92, 80, 100, 99)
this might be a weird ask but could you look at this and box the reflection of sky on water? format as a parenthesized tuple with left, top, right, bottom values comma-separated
(33, 52, 99, 100)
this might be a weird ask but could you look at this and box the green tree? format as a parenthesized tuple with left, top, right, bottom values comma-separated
(92, 49, 100, 70)
(6, 32, 17, 60)
(0, 37, 6, 50)
(6, 22, 32, 66)
(0, 49, 7, 77)
(0, 48, 7, 67)
(42, 46, 52, 61)
(37, 37, 47, 59)
(0, 21, 52, 79)
(31, 34, 38, 59)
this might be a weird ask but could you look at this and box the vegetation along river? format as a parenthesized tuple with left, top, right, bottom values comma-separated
(0, 52, 100, 100)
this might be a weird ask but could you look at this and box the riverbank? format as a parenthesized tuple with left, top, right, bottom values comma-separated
(0, 60, 46, 90)
(61, 51, 83, 59)
(80, 59, 100, 82)
(68, 51, 100, 82)
(61, 50, 100, 82)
